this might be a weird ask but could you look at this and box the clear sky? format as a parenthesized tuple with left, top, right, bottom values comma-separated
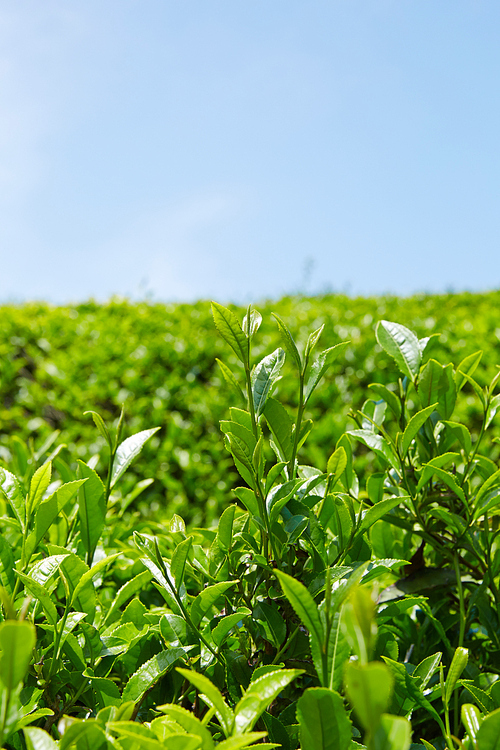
(1, 1, 500, 304)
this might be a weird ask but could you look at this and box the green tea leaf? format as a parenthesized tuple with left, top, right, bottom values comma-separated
(212, 608, 251, 649)
(359, 497, 404, 534)
(401, 404, 437, 456)
(461, 704, 481, 744)
(442, 421, 472, 454)
(220, 421, 257, 455)
(275, 571, 324, 660)
(0, 537, 15, 595)
(304, 343, 349, 403)
(297, 687, 352, 750)
(254, 601, 286, 649)
(103, 569, 152, 626)
(267, 479, 303, 525)
(0, 620, 36, 690)
(418, 360, 443, 410)
(233, 668, 303, 734)
(216, 505, 236, 553)
(24, 479, 86, 562)
(376, 320, 421, 382)
(216, 359, 245, 404)
(190, 580, 239, 628)
(176, 668, 233, 737)
(155, 704, 215, 750)
(28, 461, 52, 519)
(171, 536, 193, 589)
(84, 410, 112, 448)
(272, 313, 302, 371)
(23, 727, 59, 750)
(77, 461, 106, 565)
(252, 348, 286, 417)
(327, 447, 347, 487)
(16, 572, 58, 626)
(212, 302, 248, 364)
(456, 350, 482, 391)
(216, 735, 268, 750)
(476, 707, 500, 750)
(347, 430, 399, 472)
(0, 468, 26, 531)
(344, 661, 393, 730)
(368, 383, 401, 419)
(372, 714, 411, 750)
(122, 648, 188, 703)
(444, 647, 468, 706)
(111, 427, 160, 488)
(264, 398, 294, 463)
(242, 307, 262, 338)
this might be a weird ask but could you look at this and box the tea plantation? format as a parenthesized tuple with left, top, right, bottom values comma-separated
(1, 292, 499, 525)
(1, 291, 500, 750)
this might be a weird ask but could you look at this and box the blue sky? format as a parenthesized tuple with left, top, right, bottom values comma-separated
(1, 1, 499, 303)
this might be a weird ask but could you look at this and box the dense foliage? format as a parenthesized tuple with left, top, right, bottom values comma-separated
(1, 294, 500, 749)
(1, 292, 499, 526)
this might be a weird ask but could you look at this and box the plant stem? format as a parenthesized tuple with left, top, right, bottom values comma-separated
(288, 377, 304, 480)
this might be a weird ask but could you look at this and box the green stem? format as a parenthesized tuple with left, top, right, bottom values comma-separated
(162, 564, 225, 668)
(453, 554, 466, 649)
(271, 624, 300, 665)
(288, 378, 304, 480)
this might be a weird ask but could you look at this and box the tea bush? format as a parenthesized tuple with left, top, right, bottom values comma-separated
(1, 292, 500, 527)
(2, 300, 500, 749)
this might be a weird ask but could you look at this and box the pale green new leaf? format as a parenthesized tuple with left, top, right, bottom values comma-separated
(0, 468, 26, 531)
(212, 302, 248, 364)
(252, 348, 285, 417)
(216, 505, 236, 553)
(297, 687, 351, 750)
(461, 704, 481, 745)
(24, 479, 86, 562)
(347, 430, 399, 472)
(176, 668, 233, 737)
(233, 669, 303, 734)
(155, 704, 214, 750)
(372, 714, 411, 750)
(23, 727, 59, 750)
(376, 320, 421, 381)
(242, 308, 262, 338)
(84, 410, 112, 448)
(418, 360, 443, 409)
(216, 359, 245, 404)
(272, 313, 302, 371)
(475, 707, 500, 750)
(444, 647, 468, 706)
(28, 462, 52, 519)
(216, 734, 268, 750)
(327, 446, 347, 486)
(0, 620, 36, 690)
(304, 343, 349, 403)
(111, 427, 160, 488)
(455, 350, 482, 392)
(344, 661, 393, 731)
